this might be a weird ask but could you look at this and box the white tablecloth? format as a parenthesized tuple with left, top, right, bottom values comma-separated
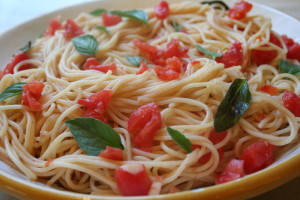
(0, 0, 299, 199)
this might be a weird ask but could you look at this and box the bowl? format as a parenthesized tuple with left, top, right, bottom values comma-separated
(0, 0, 299, 200)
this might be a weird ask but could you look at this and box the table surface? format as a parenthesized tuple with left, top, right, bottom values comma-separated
(0, 0, 299, 199)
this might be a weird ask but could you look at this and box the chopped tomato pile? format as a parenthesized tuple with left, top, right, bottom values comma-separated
(282, 91, 300, 117)
(260, 85, 279, 95)
(0, 53, 31, 79)
(102, 12, 122, 27)
(282, 35, 300, 62)
(154, 1, 170, 20)
(216, 41, 243, 68)
(63, 19, 83, 40)
(22, 81, 45, 110)
(44, 16, 62, 37)
(136, 61, 148, 75)
(228, 0, 253, 20)
(99, 146, 123, 160)
(83, 57, 117, 73)
(77, 89, 113, 123)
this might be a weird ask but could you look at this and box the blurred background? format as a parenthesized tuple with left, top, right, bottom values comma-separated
(0, 0, 299, 199)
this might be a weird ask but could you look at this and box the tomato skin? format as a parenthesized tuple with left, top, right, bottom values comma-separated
(154, 66, 180, 81)
(0, 53, 31, 79)
(228, 0, 253, 20)
(216, 41, 243, 68)
(128, 103, 162, 148)
(282, 91, 300, 117)
(99, 146, 123, 161)
(44, 16, 62, 37)
(282, 35, 300, 62)
(260, 85, 279, 95)
(241, 140, 276, 174)
(22, 81, 45, 110)
(83, 58, 116, 73)
(102, 12, 122, 27)
(215, 159, 244, 184)
(136, 61, 148, 75)
(115, 163, 152, 196)
(154, 1, 169, 20)
(63, 19, 83, 40)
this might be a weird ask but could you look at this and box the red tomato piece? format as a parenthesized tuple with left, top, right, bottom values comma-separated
(282, 91, 300, 117)
(228, 0, 253, 20)
(22, 81, 45, 110)
(78, 89, 113, 111)
(44, 16, 62, 37)
(154, 1, 170, 20)
(115, 163, 152, 196)
(0, 53, 31, 79)
(63, 19, 83, 40)
(136, 61, 148, 75)
(165, 56, 182, 73)
(83, 58, 117, 73)
(241, 140, 276, 174)
(99, 146, 123, 161)
(83, 57, 100, 69)
(282, 35, 295, 47)
(102, 12, 122, 27)
(165, 39, 188, 58)
(215, 159, 244, 184)
(128, 103, 162, 148)
(260, 85, 279, 95)
(216, 41, 243, 68)
(84, 108, 108, 123)
(282, 35, 300, 62)
(154, 66, 180, 81)
(133, 39, 158, 55)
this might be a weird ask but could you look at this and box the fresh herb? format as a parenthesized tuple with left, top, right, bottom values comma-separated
(167, 127, 192, 153)
(19, 41, 31, 53)
(279, 60, 300, 76)
(90, 9, 107, 16)
(0, 82, 26, 102)
(195, 44, 222, 59)
(201, 0, 230, 10)
(72, 35, 98, 56)
(172, 20, 183, 32)
(95, 25, 109, 34)
(65, 117, 124, 156)
(111, 10, 148, 25)
(214, 79, 251, 132)
(126, 56, 146, 67)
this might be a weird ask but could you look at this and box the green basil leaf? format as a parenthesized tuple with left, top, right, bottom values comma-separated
(279, 60, 300, 76)
(20, 41, 31, 53)
(126, 56, 146, 67)
(214, 79, 251, 132)
(0, 82, 26, 102)
(110, 10, 148, 25)
(167, 127, 192, 153)
(172, 20, 183, 32)
(201, 0, 230, 10)
(72, 35, 98, 56)
(195, 44, 222, 59)
(65, 117, 124, 156)
(90, 9, 107, 16)
(95, 26, 109, 34)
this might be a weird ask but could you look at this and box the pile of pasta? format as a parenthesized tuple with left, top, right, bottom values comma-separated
(0, 0, 299, 196)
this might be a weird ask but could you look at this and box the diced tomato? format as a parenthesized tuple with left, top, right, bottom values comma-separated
(215, 159, 244, 184)
(282, 90, 300, 117)
(22, 81, 45, 110)
(241, 140, 276, 174)
(154, 66, 180, 81)
(44, 16, 62, 37)
(228, 0, 253, 20)
(165, 39, 188, 59)
(133, 39, 158, 55)
(115, 163, 152, 196)
(216, 41, 243, 68)
(78, 90, 113, 122)
(270, 33, 283, 48)
(0, 53, 31, 79)
(83, 58, 117, 73)
(63, 19, 83, 40)
(165, 56, 182, 73)
(282, 35, 300, 62)
(128, 103, 162, 148)
(282, 35, 295, 47)
(136, 61, 148, 75)
(99, 146, 123, 161)
(154, 1, 169, 20)
(190, 60, 200, 65)
(260, 85, 279, 95)
(102, 12, 122, 27)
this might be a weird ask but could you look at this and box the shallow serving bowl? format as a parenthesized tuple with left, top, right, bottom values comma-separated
(0, 0, 299, 200)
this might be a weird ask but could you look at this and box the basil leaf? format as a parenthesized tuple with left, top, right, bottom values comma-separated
(72, 35, 98, 56)
(90, 9, 107, 16)
(65, 117, 124, 156)
(196, 44, 222, 59)
(279, 60, 300, 76)
(172, 20, 183, 32)
(0, 82, 26, 102)
(20, 41, 31, 53)
(95, 26, 109, 34)
(201, 1, 230, 10)
(110, 10, 148, 25)
(214, 79, 251, 132)
(126, 56, 146, 67)
(167, 127, 192, 153)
